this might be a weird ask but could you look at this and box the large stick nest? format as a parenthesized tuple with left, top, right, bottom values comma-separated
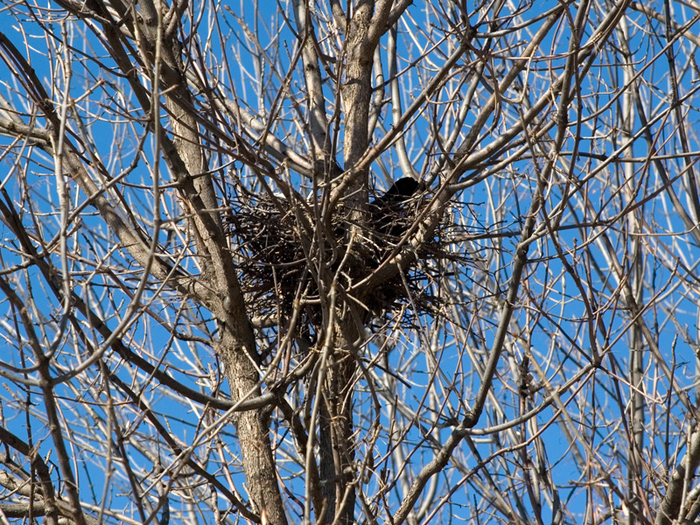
(226, 178, 464, 336)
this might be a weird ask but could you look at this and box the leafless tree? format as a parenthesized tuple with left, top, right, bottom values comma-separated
(1, 1, 700, 524)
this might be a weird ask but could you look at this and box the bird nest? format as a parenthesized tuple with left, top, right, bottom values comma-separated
(226, 180, 456, 338)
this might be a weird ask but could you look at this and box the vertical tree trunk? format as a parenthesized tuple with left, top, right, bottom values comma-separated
(321, 4, 396, 522)
(218, 329, 288, 525)
(319, 330, 358, 525)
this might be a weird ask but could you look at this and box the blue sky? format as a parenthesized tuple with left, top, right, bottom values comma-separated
(1, 1, 700, 524)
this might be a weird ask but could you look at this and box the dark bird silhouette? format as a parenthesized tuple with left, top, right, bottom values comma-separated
(372, 177, 421, 206)
(371, 177, 424, 238)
